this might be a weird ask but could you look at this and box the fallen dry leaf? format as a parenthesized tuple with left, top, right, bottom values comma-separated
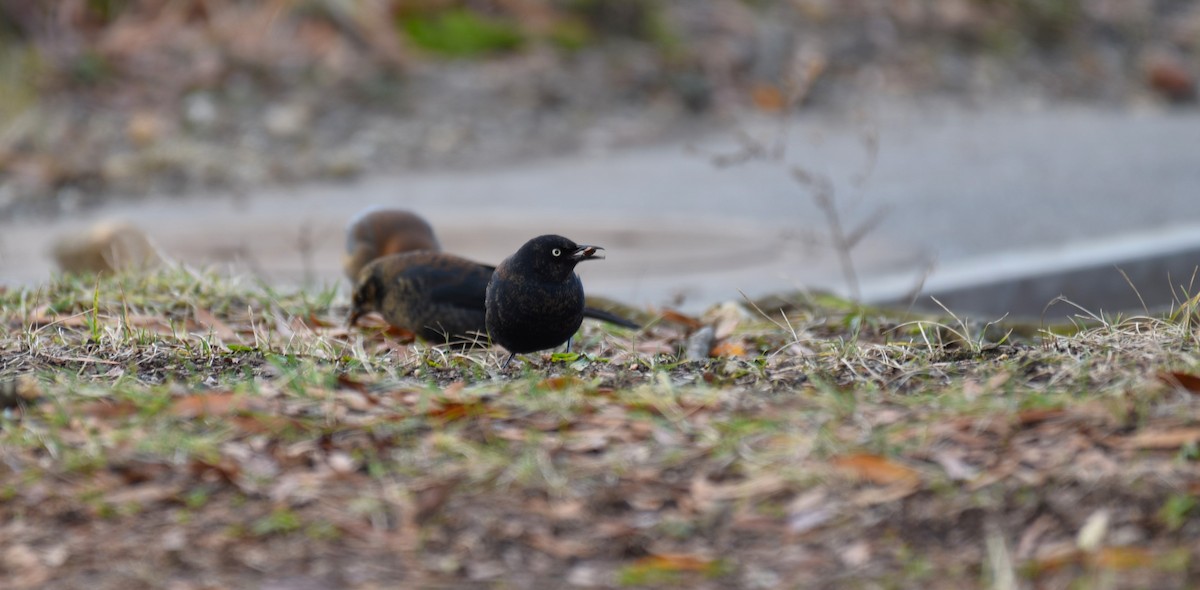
(751, 84, 786, 113)
(631, 553, 718, 573)
(1090, 546, 1156, 570)
(539, 376, 584, 390)
(1145, 57, 1197, 102)
(427, 401, 505, 422)
(352, 313, 417, 340)
(79, 399, 139, 420)
(526, 532, 596, 559)
(831, 454, 921, 487)
(850, 484, 920, 506)
(413, 477, 463, 523)
(441, 381, 466, 399)
(707, 302, 744, 340)
(1015, 408, 1067, 426)
(1118, 428, 1200, 450)
(1157, 371, 1200, 394)
(229, 414, 303, 435)
(1024, 547, 1083, 576)
(303, 313, 337, 328)
(192, 307, 238, 342)
(703, 474, 789, 502)
(103, 482, 183, 506)
(190, 457, 242, 485)
(336, 374, 370, 393)
(660, 309, 704, 330)
(25, 313, 91, 329)
(169, 392, 249, 418)
(710, 341, 747, 357)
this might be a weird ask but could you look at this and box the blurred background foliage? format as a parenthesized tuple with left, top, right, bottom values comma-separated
(0, 0, 1194, 100)
(0, 0, 1195, 215)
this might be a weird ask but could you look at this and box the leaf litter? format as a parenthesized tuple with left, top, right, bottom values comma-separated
(1, 269, 1200, 588)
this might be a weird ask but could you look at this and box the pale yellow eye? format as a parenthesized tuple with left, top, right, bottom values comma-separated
(552, 248, 562, 257)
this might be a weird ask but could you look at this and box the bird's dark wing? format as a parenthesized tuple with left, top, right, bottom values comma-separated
(417, 260, 494, 312)
(582, 306, 640, 329)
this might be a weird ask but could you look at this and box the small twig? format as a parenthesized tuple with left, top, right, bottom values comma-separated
(843, 204, 890, 250)
(794, 166, 859, 300)
(771, 50, 827, 160)
(298, 220, 315, 287)
(902, 259, 938, 314)
(1115, 266, 1149, 316)
(851, 127, 880, 188)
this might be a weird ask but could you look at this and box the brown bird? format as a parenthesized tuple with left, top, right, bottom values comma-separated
(349, 251, 492, 345)
(485, 235, 603, 366)
(349, 248, 638, 347)
(342, 208, 440, 281)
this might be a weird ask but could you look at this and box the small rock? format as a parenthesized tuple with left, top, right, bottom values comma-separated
(567, 563, 606, 587)
(1077, 509, 1110, 551)
(41, 543, 68, 568)
(838, 540, 871, 567)
(51, 219, 163, 275)
(127, 112, 166, 147)
(183, 93, 219, 129)
(742, 565, 782, 590)
(264, 103, 312, 139)
(162, 528, 187, 552)
(466, 560, 506, 581)
(685, 325, 716, 361)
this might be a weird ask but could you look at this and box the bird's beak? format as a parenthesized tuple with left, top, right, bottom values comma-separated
(572, 245, 605, 261)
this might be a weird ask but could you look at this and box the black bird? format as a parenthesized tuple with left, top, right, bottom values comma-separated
(486, 235, 605, 366)
(349, 248, 637, 346)
(343, 207, 440, 281)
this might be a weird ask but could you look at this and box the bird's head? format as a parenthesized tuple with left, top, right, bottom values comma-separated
(343, 208, 440, 280)
(508, 234, 604, 282)
(347, 266, 384, 327)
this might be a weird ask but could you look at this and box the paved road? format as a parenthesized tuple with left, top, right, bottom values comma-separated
(3, 101, 1199, 316)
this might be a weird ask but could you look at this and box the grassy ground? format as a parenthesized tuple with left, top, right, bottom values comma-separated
(3, 268, 1200, 588)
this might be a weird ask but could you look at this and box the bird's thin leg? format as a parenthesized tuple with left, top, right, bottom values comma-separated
(501, 353, 515, 369)
(566, 337, 572, 353)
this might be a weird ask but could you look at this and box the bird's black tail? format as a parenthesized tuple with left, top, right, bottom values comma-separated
(583, 306, 640, 330)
